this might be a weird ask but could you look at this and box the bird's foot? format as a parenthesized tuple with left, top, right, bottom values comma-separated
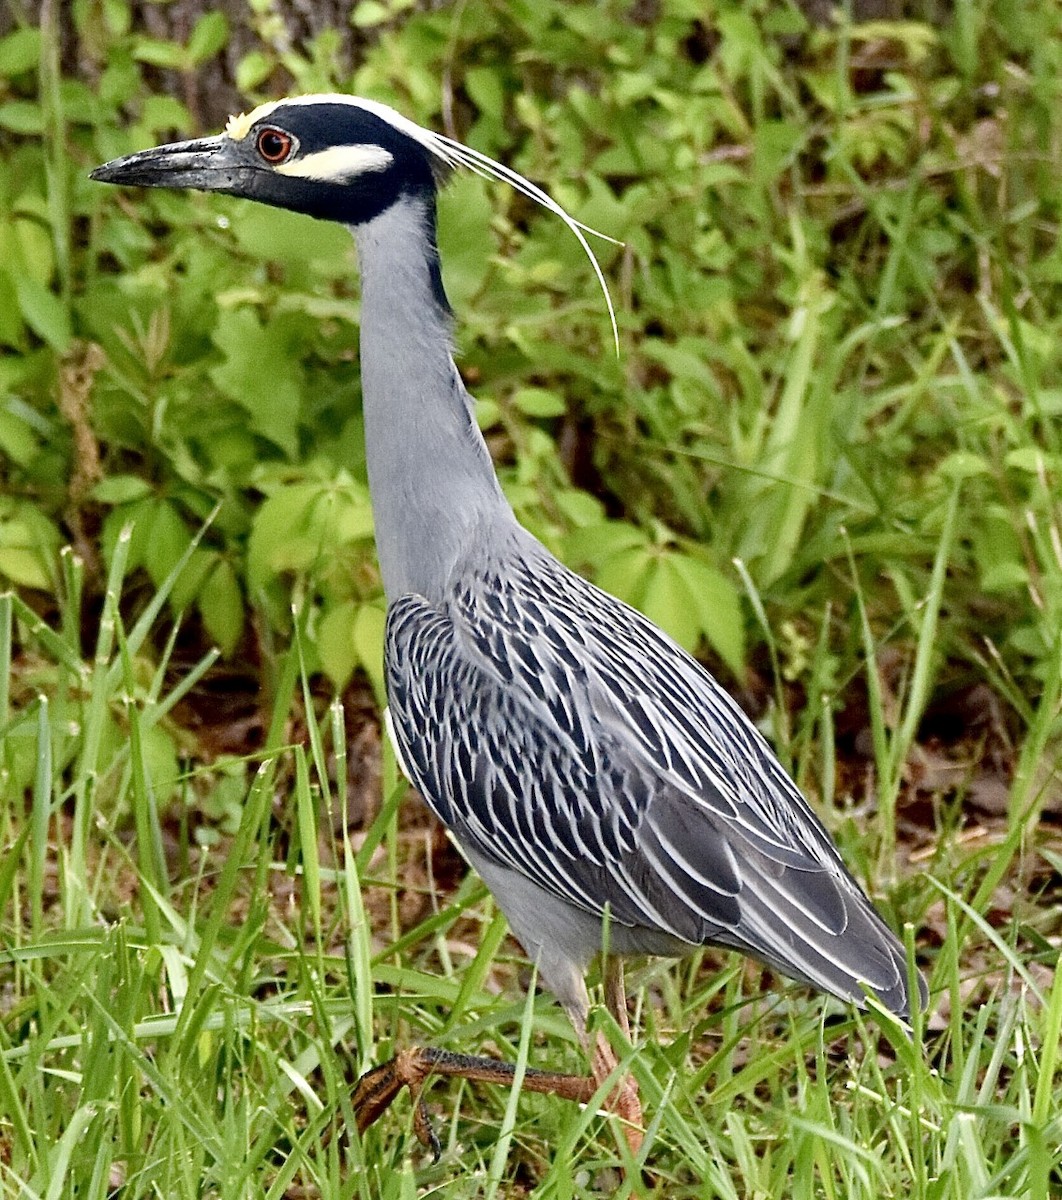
(353, 1046, 601, 1160)
(352, 1047, 444, 1159)
(611, 1073, 644, 1155)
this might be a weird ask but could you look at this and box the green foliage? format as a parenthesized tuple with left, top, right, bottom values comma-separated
(0, 497, 60, 589)
(2, 590, 1060, 1196)
(3, 0, 1061, 712)
(3, 0, 1062, 1192)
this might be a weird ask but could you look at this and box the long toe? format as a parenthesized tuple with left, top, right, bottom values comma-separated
(614, 1073, 644, 1154)
(353, 1046, 605, 1157)
(352, 1058, 406, 1134)
(353, 1048, 441, 1154)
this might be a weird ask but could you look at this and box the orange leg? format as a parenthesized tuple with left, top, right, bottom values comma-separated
(595, 957, 644, 1154)
(353, 1046, 598, 1159)
(352, 957, 644, 1158)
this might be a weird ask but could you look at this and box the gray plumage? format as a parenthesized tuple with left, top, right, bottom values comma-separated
(383, 507, 916, 1021)
(355, 189, 920, 1024)
(91, 96, 925, 1059)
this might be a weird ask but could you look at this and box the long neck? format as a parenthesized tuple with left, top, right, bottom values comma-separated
(352, 192, 512, 603)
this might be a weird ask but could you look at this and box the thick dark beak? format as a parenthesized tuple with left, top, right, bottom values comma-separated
(90, 135, 244, 192)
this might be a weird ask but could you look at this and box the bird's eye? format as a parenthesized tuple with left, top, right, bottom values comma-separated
(256, 127, 294, 164)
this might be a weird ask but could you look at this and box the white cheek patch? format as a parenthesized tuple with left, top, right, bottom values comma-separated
(274, 144, 394, 181)
(221, 92, 619, 348)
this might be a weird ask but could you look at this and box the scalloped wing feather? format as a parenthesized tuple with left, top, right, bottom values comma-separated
(384, 531, 921, 1016)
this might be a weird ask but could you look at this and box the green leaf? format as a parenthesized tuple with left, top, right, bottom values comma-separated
(231, 206, 352, 268)
(352, 602, 387, 704)
(642, 340, 718, 390)
(170, 547, 217, 611)
(144, 501, 193, 590)
(0, 501, 60, 590)
(236, 50, 274, 93)
(971, 507, 1029, 595)
(513, 388, 566, 418)
(475, 398, 502, 430)
(141, 95, 192, 135)
(0, 27, 41, 76)
(465, 66, 506, 121)
(565, 521, 648, 571)
(187, 13, 229, 64)
(317, 600, 358, 689)
(639, 554, 703, 654)
(15, 277, 71, 352)
(437, 175, 495, 306)
(0, 547, 52, 590)
(1005, 447, 1047, 474)
(247, 484, 323, 591)
(209, 308, 303, 457)
(352, 1, 390, 27)
(246, 480, 374, 594)
(937, 451, 990, 480)
(0, 270, 22, 345)
(102, 499, 155, 577)
(667, 553, 746, 676)
(0, 405, 40, 467)
(101, 0, 131, 36)
(140, 722, 181, 804)
(554, 488, 605, 528)
(132, 38, 186, 70)
(91, 475, 153, 505)
(0, 101, 43, 133)
(199, 558, 244, 656)
(595, 546, 653, 609)
(331, 490, 376, 544)
(12, 213, 57, 286)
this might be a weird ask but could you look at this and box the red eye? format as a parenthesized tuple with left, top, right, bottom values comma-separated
(256, 127, 293, 164)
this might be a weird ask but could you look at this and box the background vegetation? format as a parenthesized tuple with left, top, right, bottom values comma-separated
(1, 0, 1060, 1195)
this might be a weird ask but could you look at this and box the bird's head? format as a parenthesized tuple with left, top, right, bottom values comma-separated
(92, 93, 620, 345)
(91, 95, 451, 226)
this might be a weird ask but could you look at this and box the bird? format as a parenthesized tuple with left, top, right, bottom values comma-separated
(92, 94, 927, 1158)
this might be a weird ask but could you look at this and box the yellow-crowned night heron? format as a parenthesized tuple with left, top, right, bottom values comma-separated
(92, 95, 926, 1156)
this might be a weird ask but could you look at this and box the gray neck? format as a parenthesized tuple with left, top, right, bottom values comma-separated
(352, 193, 512, 603)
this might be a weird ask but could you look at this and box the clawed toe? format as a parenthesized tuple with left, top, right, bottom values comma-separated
(352, 1048, 443, 1159)
(352, 1042, 643, 1160)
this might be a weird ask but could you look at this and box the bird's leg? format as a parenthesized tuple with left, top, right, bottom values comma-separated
(353, 963, 643, 1158)
(586, 957, 644, 1154)
(604, 955, 632, 1041)
(352, 1046, 598, 1159)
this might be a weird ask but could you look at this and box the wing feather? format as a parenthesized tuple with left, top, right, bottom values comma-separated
(384, 531, 922, 1016)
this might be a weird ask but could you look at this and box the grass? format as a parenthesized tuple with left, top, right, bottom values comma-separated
(2, 609, 1060, 1200)
(3, 0, 1062, 1195)
(2, 512, 1059, 1198)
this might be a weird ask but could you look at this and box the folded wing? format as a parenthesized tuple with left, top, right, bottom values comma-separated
(384, 537, 922, 1018)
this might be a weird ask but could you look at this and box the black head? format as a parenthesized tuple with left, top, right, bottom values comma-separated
(90, 95, 451, 226)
